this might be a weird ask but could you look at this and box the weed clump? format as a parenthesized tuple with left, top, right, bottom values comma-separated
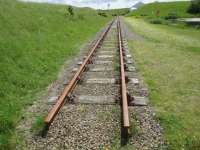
(31, 116, 46, 135)
(98, 12, 107, 17)
(150, 18, 163, 24)
(165, 12, 178, 20)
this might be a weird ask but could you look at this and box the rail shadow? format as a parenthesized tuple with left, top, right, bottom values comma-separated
(120, 103, 129, 146)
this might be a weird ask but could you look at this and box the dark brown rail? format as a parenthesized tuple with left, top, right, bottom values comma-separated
(117, 19, 130, 128)
(44, 20, 114, 126)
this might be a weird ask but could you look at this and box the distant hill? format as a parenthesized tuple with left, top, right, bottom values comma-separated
(128, 1, 196, 18)
(130, 1, 144, 10)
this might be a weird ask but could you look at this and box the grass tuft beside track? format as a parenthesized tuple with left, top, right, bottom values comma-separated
(0, 0, 111, 149)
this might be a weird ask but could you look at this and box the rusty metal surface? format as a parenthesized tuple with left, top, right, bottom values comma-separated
(117, 19, 130, 128)
(44, 20, 114, 125)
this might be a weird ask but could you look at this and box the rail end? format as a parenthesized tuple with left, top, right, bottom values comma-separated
(121, 127, 130, 145)
(41, 123, 50, 138)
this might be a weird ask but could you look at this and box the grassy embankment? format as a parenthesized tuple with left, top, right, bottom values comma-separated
(128, 1, 200, 26)
(125, 17, 200, 149)
(0, 0, 111, 149)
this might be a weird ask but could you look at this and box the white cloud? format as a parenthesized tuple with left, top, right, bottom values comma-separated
(19, 0, 189, 9)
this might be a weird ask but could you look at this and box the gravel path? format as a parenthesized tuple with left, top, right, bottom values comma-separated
(17, 19, 164, 150)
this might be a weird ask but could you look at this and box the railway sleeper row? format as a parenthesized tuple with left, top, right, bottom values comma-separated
(42, 18, 148, 147)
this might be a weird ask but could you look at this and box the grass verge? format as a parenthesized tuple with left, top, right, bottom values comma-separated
(124, 17, 200, 149)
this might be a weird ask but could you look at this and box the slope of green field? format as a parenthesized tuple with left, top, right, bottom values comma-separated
(0, 0, 111, 149)
(129, 1, 194, 18)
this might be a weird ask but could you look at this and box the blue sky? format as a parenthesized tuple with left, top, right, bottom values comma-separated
(19, 0, 189, 9)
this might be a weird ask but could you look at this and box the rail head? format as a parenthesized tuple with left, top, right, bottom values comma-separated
(117, 18, 130, 128)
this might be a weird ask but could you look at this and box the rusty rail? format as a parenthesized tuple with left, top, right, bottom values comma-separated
(117, 19, 130, 128)
(44, 20, 114, 126)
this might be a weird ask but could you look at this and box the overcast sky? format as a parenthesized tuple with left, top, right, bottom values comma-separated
(19, 0, 189, 9)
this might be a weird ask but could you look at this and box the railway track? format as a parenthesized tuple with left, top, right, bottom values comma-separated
(45, 18, 131, 131)
(37, 18, 152, 149)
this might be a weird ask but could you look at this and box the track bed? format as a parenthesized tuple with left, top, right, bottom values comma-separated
(22, 19, 164, 150)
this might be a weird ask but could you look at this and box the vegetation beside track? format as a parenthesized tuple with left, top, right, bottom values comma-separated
(125, 17, 200, 149)
(0, 0, 111, 149)
(128, 1, 200, 26)
(129, 1, 193, 18)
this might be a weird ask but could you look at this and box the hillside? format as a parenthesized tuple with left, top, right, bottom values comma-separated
(0, 0, 111, 149)
(129, 1, 195, 18)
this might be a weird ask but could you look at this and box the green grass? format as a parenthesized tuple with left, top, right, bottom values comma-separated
(125, 17, 200, 149)
(0, 0, 111, 149)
